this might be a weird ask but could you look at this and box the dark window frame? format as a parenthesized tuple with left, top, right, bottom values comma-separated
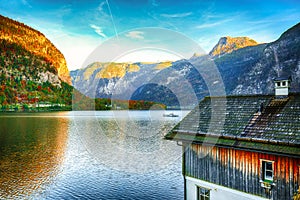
(197, 186, 210, 200)
(261, 159, 274, 183)
(282, 81, 286, 86)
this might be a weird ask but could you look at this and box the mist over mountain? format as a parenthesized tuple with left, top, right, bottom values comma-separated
(71, 22, 300, 108)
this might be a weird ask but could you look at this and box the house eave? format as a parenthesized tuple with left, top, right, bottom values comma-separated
(164, 131, 300, 158)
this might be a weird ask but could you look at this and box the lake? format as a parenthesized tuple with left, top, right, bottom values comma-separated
(0, 110, 188, 199)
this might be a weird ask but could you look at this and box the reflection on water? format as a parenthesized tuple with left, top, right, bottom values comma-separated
(0, 111, 186, 199)
(0, 112, 69, 199)
(75, 110, 184, 174)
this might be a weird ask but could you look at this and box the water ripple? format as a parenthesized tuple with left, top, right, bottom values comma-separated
(0, 111, 186, 199)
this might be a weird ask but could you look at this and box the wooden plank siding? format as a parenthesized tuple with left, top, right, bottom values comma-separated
(184, 144, 300, 199)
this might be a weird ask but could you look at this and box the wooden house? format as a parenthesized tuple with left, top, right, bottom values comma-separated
(165, 78, 300, 200)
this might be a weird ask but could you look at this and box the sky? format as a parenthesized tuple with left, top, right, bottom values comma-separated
(0, 0, 299, 70)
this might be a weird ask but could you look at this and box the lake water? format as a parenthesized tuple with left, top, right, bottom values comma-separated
(0, 110, 188, 199)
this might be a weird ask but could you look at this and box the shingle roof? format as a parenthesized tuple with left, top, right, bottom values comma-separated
(165, 93, 300, 156)
(274, 76, 291, 81)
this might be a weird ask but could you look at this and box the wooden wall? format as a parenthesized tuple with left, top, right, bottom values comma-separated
(184, 144, 300, 199)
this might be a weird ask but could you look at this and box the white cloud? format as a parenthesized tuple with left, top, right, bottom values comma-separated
(21, 0, 32, 8)
(97, 1, 110, 19)
(161, 12, 192, 18)
(196, 18, 233, 29)
(98, 1, 106, 12)
(125, 31, 144, 40)
(149, 0, 158, 7)
(90, 24, 107, 38)
(0, 0, 32, 9)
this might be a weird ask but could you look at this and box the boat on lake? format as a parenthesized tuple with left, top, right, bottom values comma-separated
(163, 113, 179, 117)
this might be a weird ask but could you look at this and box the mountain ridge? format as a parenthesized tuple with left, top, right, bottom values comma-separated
(71, 22, 300, 107)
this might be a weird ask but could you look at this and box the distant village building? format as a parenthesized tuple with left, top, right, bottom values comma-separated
(165, 78, 300, 200)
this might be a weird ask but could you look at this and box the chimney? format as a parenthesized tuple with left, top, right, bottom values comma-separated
(274, 76, 291, 97)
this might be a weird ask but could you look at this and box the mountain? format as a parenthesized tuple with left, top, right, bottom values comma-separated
(229, 22, 300, 94)
(71, 61, 191, 105)
(71, 22, 300, 108)
(0, 15, 71, 84)
(209, 36, 258, 57)
(71, 58, 217, 109)
(0, 15, 73, 110)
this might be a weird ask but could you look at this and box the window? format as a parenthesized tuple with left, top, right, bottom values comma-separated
(277, 82, 281, 87)
(282, 81, 286, 86)
(197, 186, 210, 200)
(261, 160, 274, 182)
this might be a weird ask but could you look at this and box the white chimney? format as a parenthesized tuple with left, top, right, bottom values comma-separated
(274, 76, 291, 96)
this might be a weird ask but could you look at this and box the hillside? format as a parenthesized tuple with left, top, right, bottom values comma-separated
(0, 15, 71, 84)
(0, 39, 73, 110)
(0, 15, 73, 111)
(71, 22, 300, 108)
(230, 22, 300, 94)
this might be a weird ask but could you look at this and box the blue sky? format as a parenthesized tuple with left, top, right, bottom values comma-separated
(0, 0, 299, 70)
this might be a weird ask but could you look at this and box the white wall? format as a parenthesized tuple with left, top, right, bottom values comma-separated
(275, 87, 289, 96)
(186, 176, 269, 200)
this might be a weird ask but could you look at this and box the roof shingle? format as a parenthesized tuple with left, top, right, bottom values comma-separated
(165, 93, 300, 156)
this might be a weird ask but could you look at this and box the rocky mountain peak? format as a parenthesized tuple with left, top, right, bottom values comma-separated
(209, 36, 258, 57)
(190, 52, 203, 59)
